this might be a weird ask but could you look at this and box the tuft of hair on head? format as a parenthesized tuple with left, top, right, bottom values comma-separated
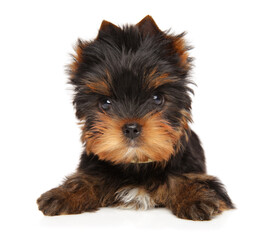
(68, 15, 192, 82)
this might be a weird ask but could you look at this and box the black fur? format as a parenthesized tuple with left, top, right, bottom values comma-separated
(70, 27, 192, 120)
(37, 16, 234, 220)
(78, 129, 206, 184)
(71, 19, 204, 175)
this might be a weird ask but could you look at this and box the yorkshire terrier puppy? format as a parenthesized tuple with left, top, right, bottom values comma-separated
(37, 15, 234, 220)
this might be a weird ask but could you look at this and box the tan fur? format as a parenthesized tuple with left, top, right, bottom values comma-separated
(146, 68, 175, 89)
(69, 40, 88, 74)
(85, 78, 111, 96)
(172, 35, 190, 70)
(82, 111, 189, 164)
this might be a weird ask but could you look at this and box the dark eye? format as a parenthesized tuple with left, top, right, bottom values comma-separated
(152, 94, 164, 105)
(100, 98, 111, 111)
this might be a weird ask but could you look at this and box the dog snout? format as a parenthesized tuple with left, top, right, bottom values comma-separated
(122, 123, 142, 139)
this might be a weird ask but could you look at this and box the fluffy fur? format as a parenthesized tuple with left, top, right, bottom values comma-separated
(37, 15, 234, 220)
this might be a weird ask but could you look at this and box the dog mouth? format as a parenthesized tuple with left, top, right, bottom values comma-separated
(123, 146, 153, 164)
(124, 147, 136, 157)
(127, 139, 139, 148)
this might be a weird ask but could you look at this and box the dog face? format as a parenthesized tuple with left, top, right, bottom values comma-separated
(69, 16, 192, 164)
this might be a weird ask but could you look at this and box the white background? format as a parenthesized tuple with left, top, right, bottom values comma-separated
(0, 0, 262, 239)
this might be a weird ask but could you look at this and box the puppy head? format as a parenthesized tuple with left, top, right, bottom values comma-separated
(69, 15, 192, 164)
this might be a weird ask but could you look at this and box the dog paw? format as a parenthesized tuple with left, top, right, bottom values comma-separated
(170, 175, 234, 221)
(37, 188, 69, 216)
(175, 198, 224, 221)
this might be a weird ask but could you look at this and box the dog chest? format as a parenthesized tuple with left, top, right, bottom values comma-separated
(115, 187, 156, 210)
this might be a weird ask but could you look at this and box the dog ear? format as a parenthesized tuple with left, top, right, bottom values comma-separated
(68, 39, 88, 75)
(70, 20, 119, 74)
(171, 32, 191, 71)
(136, 15, 161, 36)
(97, 20, 120, 38)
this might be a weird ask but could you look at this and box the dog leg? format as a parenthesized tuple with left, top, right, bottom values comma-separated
(166, 174, 234, 220)
(37, 171, 100, 216)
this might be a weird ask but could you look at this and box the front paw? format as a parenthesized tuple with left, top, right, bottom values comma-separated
(174, 197, 224, 221)
(170, 175, 234, 221)
(37, 188, 68, 216)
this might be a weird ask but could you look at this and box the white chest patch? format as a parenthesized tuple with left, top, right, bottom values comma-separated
(115, 187, 156, 210)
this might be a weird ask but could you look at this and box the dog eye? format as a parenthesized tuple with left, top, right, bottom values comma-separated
(100, 98, 111, 110)
(152, 94, 164, 105)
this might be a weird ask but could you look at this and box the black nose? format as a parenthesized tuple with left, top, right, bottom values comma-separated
(122, 123, 142, 139)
